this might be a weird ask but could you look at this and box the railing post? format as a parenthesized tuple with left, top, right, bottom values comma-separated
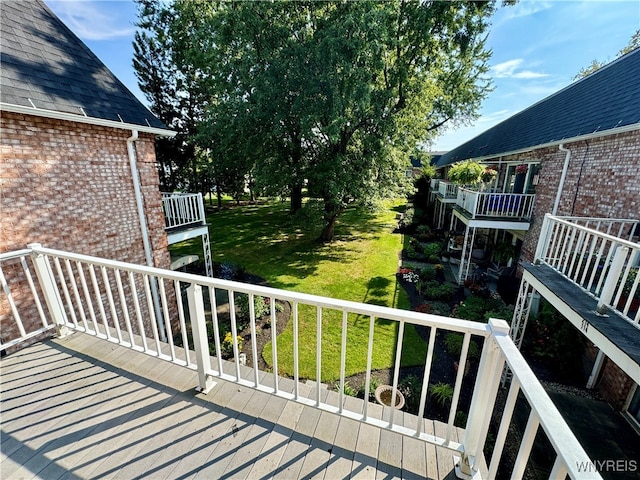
(197, 193, 206, 224)
(534, 213, 553, 263)
(28, 243, 70, 337)
(456, 318, 510, 479)
(596, 246, 628, 315)
(187, 284, 215, 393)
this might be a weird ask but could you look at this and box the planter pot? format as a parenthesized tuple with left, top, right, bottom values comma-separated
(441, 256, 449, 263)
(374, 385, 405, 409)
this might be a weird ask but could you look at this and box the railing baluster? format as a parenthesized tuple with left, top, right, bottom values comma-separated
(209, 286, 223, 376)
(20, 257, 49, 328)
(510, 412, 540, 480)
(363, 314, 375, 420)
(446, 331, 470, 442)
(339, 310, 348, 414)
(228, 290, 241, 381)
(548, 457, 569, 480)
(416, 326, 437, 436)
(89, 264, 111, 339)
(129, 271, 148, 351)
(53, 257, 78, 328)
(270, 297, 279, 394)
(143, 274, 162, 354)
(316, 306, 322, 407)
(175, 280, 191, 365)
(77, 262, 100, 334)
(66, 259, 89, 331)
(158, 278, 175, 361)
(488, 377, 520, 478)
(101, 266, 123, 343)
(248, 294, 260, 386)
(388, 320, 405, 428)
(293, 301, 300, 400)
(116, 269, 136, 348)
(0, 265, 27, 337)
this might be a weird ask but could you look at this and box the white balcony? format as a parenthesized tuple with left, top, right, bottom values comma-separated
(456, 188, 535, 224)
(0, 244, 599, 479)
(437, 181, 458, 202)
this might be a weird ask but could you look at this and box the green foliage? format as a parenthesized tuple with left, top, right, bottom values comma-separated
(525, 300, 585, 383)
(430, 301, 452, 316)
(420, 281, 456, 301)
(453, 294, 512, 323)
(444, 333, 481, 360)
(418, 265, 436, 282)
(429, 382, 454, 408)
(143, 0, 497, 239)
(236, 294, 269, 329)
(423, 242, 443, 257)
(337, 381, 357, 397)
(447, 160, 485, 186)
(454, 410, 468, 428)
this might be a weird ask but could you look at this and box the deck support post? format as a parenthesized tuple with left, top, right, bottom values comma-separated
(28, 243, 70, 337)
(187, 284, 215, 393)
(456, 319, 509, 479)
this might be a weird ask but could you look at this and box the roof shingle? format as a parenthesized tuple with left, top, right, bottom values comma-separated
(437, 49, 640, 166)
(0, 0, 167, 131)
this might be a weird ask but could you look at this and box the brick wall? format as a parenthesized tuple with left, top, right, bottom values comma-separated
(497, 130, 640, 410)
(1, 112, 173, 345)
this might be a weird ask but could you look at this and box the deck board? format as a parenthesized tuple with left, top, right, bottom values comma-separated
(1, 333, 475, 480)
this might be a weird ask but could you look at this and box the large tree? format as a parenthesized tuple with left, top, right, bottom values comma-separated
(144, 0, 497, 240)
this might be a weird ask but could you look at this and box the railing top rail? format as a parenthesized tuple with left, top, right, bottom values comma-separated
(0, 249, 33, 262)
(494, 333, 595, 479)
(161, 192, 201, 197)
(24, 244, 490, 336)
(546, 215, 640, 249)
(553, 215, 639, 224)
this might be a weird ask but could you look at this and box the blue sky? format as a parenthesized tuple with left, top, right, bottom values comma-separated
(45, 0, 640, 151)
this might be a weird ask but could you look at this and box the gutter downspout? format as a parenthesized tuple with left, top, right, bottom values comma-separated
(127, 130, 167, 341)
(553, 144, 571, 215)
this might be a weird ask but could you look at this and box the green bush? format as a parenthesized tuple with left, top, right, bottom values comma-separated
(453, 296, 486, 321)
(358, 377, 380, 400)
(236, 294, 269, 322)
(421, 281, 455, 301)
(221, 332, 243, 358)
(423, 242, 443, 257)
(418, 265, 435, 282)
(444, 333, 480, 360)
(430, 301, 451, 316)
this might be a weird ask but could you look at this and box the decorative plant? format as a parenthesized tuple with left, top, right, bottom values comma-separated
(221, 332, 243, 358)
(429, 382, 454, 408)
(492, 241, 516, 264)
(447, 160, 485, 186)
(515, 164, 529, 175)
(482, 167, 498, 183)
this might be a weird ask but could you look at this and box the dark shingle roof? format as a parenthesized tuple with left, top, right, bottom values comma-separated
(0, 0, 167, 131)
(437, 49, 640, 167)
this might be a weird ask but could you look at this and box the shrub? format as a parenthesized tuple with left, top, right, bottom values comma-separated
(455, 410, 468, 428)
(418, 265, 435, 282)
(444, 333, 480, 360)
(423, 242, 443, 257)
(221, 332, 243, 358)
(337, 381, 357, 397)
(429, 382, 454, 408)
(358, 377, 380, 400)
(413, 303, 433, 314)
(421, 281, 455, 301)
(236, 294, 269, 327)
(453, 296, 486, 321)
(430, 301, 451, 316)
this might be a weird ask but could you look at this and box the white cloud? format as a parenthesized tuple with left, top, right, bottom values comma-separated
(45, 0, 136, 41)
(503, 1, 553, 20)
(491, 59, 549, 79)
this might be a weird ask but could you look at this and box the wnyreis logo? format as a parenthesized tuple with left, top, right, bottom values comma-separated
(576, 459, 638, 473)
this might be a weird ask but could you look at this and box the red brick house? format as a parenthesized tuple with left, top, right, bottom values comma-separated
(0, 1, 176, 345)
(432, 49, 640, 424)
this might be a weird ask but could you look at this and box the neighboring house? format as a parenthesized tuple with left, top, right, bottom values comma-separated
(0, 1, 210, 347)
(432, 49, 640, 423)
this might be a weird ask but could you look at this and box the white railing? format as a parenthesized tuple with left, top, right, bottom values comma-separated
(162, 192, 206, 230)
(535, 214, 640, 325)
(0, 244, 599, 479)
(457, 188, 535, 220)
(438, 181, 458, 200)
(430, 178, 440, 190)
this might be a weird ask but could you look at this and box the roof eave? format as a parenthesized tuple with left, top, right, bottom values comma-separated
(0, 102, 176, 137)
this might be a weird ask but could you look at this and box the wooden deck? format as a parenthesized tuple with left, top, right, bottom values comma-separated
(1, 333, 469, 480)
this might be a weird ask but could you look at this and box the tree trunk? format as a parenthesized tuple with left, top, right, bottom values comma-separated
(290, 184, 303, 214)
(320, 215, 338, 242)
(216, 181, 222, 209)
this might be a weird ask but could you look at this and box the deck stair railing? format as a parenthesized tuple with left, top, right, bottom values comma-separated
(0, 244, 599, 479)
(457, 188, 535, 220)
(535, 214, 640, 326)
(161, 192, 206, 230)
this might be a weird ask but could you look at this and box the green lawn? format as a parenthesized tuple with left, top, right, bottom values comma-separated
(170, 198, 427, 381)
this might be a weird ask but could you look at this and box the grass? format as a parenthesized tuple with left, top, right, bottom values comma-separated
(170, 198, 427, 381)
